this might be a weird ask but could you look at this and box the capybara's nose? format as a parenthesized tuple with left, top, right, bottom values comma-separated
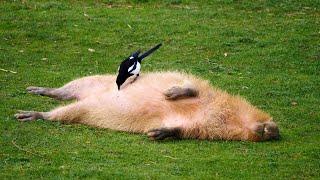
(263, 121, 280, 141)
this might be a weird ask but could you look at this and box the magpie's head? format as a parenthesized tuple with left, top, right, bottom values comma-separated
(116, 74, 128, 90)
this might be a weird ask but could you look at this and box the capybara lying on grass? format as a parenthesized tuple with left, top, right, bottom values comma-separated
(15, 72, 279, 141)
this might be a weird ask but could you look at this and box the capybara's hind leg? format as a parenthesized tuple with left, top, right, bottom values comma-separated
(27, 86, 75, 100)
(15, 102, 85, 123)
(27, 75, 114, 101)
(14, 110, 49, 121)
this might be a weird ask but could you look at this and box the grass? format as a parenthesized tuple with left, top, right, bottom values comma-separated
(1, 0, 319, 179)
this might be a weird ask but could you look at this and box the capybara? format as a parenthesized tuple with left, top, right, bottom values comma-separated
(15, 71, 280, 141)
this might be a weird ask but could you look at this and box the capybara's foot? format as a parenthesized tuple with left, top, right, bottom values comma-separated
(14, 110, 47, 121)
(27, 86, 53, 96)
(254, 121, 280, 141)
(147, 128, 182, 140)
(27, 86, 74, 100)
(164, 86, 198, 100)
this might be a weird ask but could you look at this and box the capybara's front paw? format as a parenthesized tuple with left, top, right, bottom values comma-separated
(147, 128, 181, 140)
(164, 86, 183, 100)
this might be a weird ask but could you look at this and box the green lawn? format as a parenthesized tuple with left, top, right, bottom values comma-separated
(1, 0, 319, 179)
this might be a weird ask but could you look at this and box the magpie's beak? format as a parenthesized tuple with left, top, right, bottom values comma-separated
(116, 75, 125, 91)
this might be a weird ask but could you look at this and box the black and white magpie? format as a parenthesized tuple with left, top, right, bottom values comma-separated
(116, 43, 162, 90)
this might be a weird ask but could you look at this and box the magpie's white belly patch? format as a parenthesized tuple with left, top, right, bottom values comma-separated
(128, 62, 141, 75)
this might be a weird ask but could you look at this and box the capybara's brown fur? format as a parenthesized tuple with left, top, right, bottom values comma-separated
(15, 72, 280, 141)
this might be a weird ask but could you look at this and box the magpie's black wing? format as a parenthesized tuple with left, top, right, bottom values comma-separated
(138, 43, 162, 62)
(119, 50, 140, 70)
(131, 50, 141, 58)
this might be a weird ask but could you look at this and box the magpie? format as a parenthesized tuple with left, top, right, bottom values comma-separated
(116, 43, 162, 90)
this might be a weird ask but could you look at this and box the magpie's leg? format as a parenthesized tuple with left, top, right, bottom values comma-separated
(130, 74, 139, 84)
(147, 127, 182, 140)
(164, 85, 198, 100)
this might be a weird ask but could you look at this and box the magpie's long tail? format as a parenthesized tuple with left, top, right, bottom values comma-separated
(139, 43, 162, 61)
